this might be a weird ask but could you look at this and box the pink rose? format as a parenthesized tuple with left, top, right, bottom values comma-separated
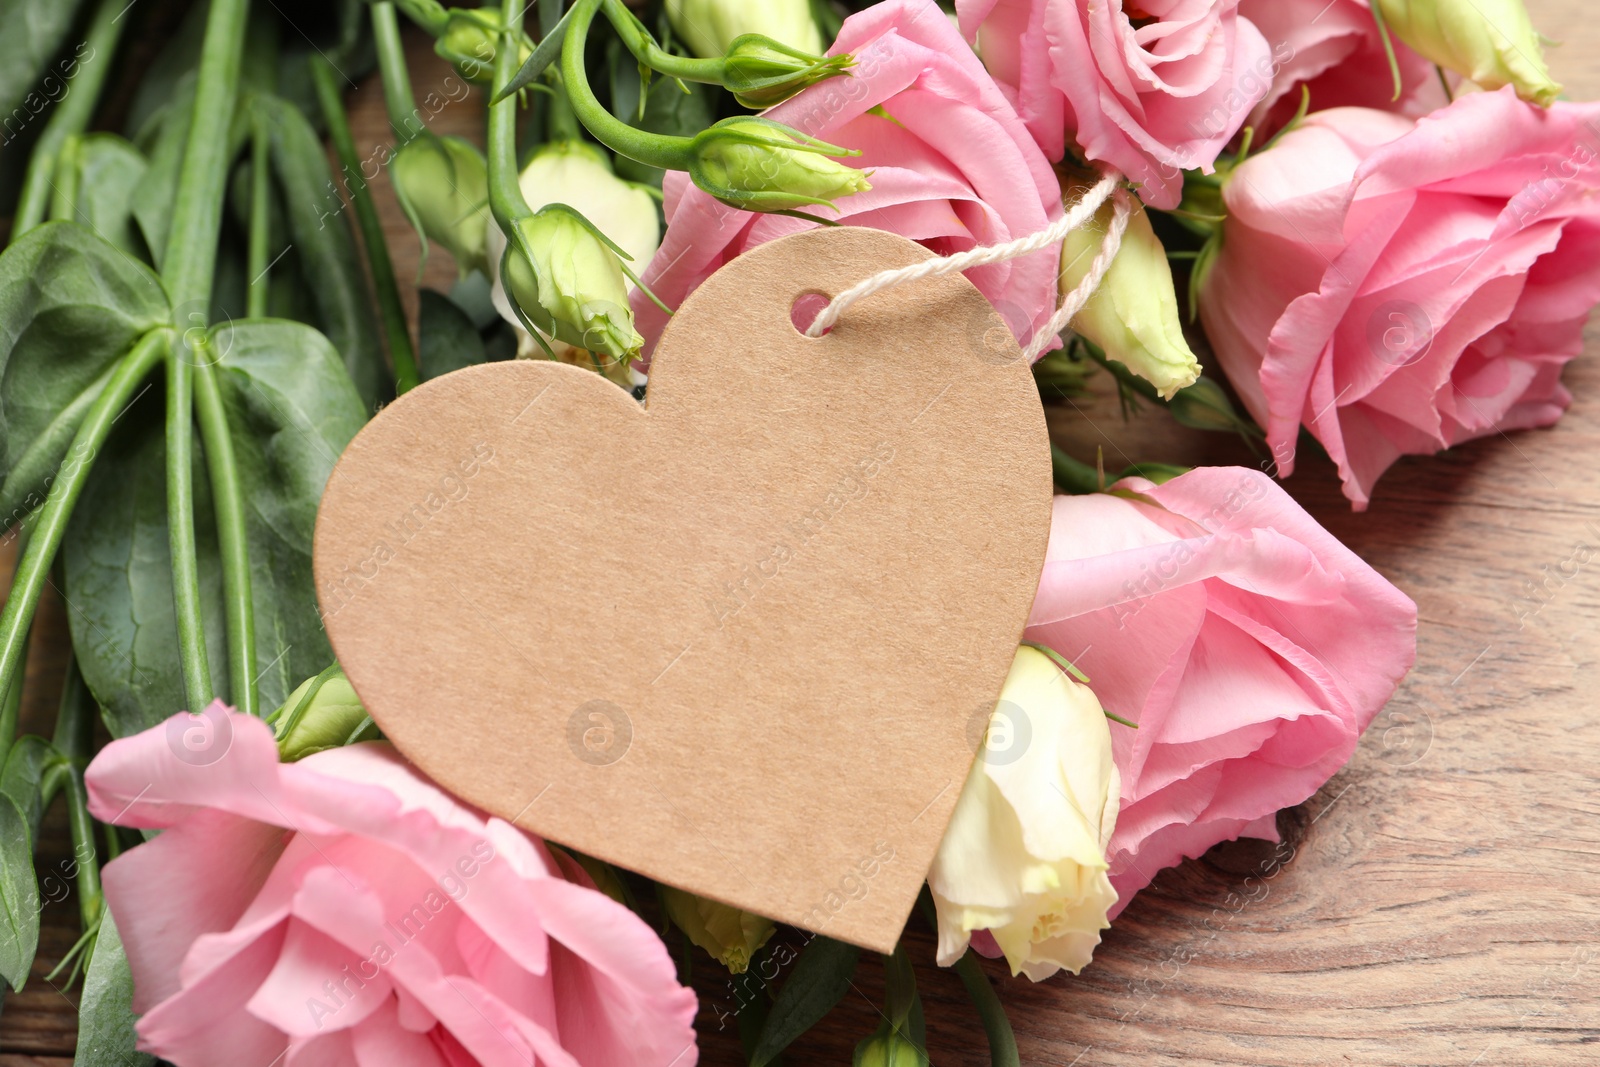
(1023, 469, 1416, 912)
(955, 0, 1273, 209)
(86, 706, 698, 1066)
(1201, 90, 1600, 508)
(1239, 0, 1447, 137)
(633, 0, 1063, 360)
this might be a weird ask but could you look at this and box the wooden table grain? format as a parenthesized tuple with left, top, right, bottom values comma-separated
(4, 2, 1598, 1063)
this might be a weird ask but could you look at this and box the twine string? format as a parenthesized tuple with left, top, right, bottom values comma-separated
(802, 170, 1132, 362)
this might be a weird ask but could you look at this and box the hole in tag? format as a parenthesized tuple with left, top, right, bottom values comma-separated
(790, 291, 833, 337)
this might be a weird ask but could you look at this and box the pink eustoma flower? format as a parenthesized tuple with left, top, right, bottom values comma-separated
(1202, 90, 1600, 507)
(1025, 468, 1417, 912)
(956, 0, 1274, 208)
(85, 707, 699, 1067)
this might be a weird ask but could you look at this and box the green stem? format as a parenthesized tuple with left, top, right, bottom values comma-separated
(546, 79, 583, 144)
(489, 3, 536, 234)
(63, 774, 101, 931)
(165, 341, 211, 711)
(12, 0, 130, 238)
(1368, 1, 1405, 104)
(193, 358, 255, 718)
(559, 0, 693, 171)
(0, 527, 32, 764)
(310, 57, 421, 394)
(247, 120, 271, 319)
(597, 0, 722, 84)
(373, 2, 424, 144)
(47, 136, 83, 224)
(953, 952, 1021, 1067)
(161, 0, 252, 311)
(1051, 443, 1101, 495)
(53, 656, 101, 935)
(0, 333, 167, 711)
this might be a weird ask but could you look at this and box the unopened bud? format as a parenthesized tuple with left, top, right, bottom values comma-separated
(687, 117, 870, 213)
(720, 34, 853, 109)
(660, 886, 775, 974)
(1061, 176, 1200, 399)
(501, 207, 644, 361)
(665, 0, 824, 59)
(272, 668, 369, 763)
(1373, 0, 1560, 106)
(392, 135, 491, 275)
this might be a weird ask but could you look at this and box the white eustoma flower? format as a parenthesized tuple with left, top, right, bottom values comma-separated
(929, 646, 1120, 980)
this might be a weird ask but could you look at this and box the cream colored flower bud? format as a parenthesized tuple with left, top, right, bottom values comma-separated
(660, 886, 775, 974)
(929, 646, 1120, 980)
(665, 0, 823, 60)
(1061, 179, 1200, 399)
(1374, 0, 1560, 106)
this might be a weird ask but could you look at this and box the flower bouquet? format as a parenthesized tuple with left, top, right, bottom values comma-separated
(0, 0, 1589, 1063)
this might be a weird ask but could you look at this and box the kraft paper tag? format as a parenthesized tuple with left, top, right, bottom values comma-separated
(314, 226, 1053, 952)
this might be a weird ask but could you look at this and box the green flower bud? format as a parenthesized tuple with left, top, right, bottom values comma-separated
(687, 117, 871, 213)
(271, 668, 371, 763)
(435, 8, 532, 88)
(501, 206, 644, 361)
(853, 1028, 928, 1067)
(1060, 178, 1200, 399)
(392, 135, 491, 276)
(720, 34, 854, 109)
(660, 886, 775, 974)
(1374, 0, 1560, 106)
(665, 0, 824, 59)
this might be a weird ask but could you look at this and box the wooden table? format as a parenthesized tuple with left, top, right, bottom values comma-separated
(3, 2, 1598, 1063)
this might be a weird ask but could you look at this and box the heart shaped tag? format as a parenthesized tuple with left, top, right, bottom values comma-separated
(314, 226, 1052, 951)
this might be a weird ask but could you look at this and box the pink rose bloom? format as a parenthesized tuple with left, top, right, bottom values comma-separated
(1201, 90, 1600, 508)
(955, 0, 1273, 209)
(1239, 0, 1447, 138)
(633, 0, 1063, 360)
(1024, 469, 1416, 912)
(85, 706, 698, 1067)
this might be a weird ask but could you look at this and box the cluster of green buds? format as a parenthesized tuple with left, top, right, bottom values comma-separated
(547, 0, 870, 215)
(686, 118, 871, 213)
(390, 133, 491, 275)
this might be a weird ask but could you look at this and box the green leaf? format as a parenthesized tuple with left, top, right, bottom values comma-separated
(0, 222, 169, 531)
(493, 3, 574, 104)
(210, 319, 367, 710)
(63, 318, 367, 733)
(749, 935, 860, 1067)
(419, 288, 498, 380)
(74, 907, 153, 1067)
(130, 73, 197, 269)
(0, 0, 92, 126)
(68, 135, 150, 258)
(253, 93, 390, 410)
(0, 735, 56, 846)
(63, 388, 229, 737)
(0, 791, 39, 991)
